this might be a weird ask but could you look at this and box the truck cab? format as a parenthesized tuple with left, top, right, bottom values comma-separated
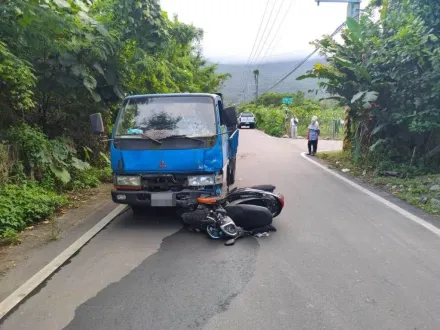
(91, 93, 239, 211)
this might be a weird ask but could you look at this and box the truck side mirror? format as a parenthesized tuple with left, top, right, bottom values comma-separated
(90, 113, 105, 134)
(218, 100, 224, 126)
(222, 107, 238, 132)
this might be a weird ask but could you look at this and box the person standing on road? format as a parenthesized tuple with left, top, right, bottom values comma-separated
(290, 116, 298, 138)
(307, 116, 320, 156)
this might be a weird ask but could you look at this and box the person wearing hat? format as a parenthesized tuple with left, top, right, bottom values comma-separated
(307, 116, 320, 156)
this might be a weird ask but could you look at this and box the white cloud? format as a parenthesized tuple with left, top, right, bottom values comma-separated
(160, 0, 370, 62)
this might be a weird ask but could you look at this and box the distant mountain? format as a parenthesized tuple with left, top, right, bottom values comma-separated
(215, 58, 328, 105)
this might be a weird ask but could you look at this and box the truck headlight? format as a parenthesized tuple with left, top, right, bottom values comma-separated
(187, 175, 223, 186)
(115, 175, 141, 186)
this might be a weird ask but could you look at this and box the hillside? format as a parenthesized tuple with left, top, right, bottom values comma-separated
(215, 58, 328, 104)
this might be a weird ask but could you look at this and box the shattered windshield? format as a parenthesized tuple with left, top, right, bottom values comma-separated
(115, 96, 217, 139)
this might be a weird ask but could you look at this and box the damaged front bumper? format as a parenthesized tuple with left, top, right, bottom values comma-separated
(111, 188, 220, 208)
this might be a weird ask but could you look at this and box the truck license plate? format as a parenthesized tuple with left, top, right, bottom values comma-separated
(150, 193, 174, 207)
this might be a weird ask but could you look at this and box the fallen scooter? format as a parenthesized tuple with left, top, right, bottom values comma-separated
(181, 184, 283, 245)
(224, 184, 284, 218)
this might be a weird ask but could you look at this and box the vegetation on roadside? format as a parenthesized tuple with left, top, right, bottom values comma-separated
(317, 151, 440, 216)
(0, 0, 228, 242)
(292, 0, 440, 216)
(297, 0, 440, 175)
(238, 92, 344, 138)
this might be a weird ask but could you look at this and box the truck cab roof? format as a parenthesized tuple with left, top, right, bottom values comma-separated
(125, 93, 221, 100)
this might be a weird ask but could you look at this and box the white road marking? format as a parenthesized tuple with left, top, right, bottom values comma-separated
(301, 152, 440, 238)
(0, 204, 127, 320)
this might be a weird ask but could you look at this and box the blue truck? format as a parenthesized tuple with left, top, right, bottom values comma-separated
(91, 93, 239, 213)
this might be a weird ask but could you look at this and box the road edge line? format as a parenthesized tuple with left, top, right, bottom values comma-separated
(300, 152, 440, 238)
(0, 204, 127, 320)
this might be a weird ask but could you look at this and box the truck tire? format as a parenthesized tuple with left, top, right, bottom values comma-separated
(227, 158, 236, 185)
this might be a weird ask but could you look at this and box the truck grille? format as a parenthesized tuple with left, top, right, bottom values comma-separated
(141, 174, 188, 192)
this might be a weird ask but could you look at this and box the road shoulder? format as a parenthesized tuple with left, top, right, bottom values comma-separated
(0, 184, 120, 302)
(303, 152, 440, 234)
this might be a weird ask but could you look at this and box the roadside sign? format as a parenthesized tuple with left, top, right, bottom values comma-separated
(282, 98, 293, 104)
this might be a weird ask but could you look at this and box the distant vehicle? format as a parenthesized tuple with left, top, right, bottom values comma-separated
(238, 112, 256, 129)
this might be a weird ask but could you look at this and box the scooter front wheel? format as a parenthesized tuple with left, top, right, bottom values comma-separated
(206, 224, 222, 239)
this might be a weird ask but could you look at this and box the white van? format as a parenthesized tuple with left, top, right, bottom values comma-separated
(238, 112, 256, 129)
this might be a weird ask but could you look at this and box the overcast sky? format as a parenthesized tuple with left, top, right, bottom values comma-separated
(160, 0, 369, 63)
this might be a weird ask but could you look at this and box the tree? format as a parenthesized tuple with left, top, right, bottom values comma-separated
(297, 1, 440, 169)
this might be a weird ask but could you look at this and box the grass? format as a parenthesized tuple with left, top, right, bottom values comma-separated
(317, 151, 440, 217)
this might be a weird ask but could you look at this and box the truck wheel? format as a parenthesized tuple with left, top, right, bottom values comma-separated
(227, 158, 236, 185)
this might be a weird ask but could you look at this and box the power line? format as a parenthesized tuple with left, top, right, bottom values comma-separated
(256, 0, 294, 66)
(265, 18, 353, 92)
(238, 0, 271, 101)
(247, 0, 279, 67)
(252, 0, 288, 68)
(239, 0, 285, 102)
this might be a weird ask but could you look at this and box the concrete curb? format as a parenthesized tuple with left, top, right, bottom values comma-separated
(301, 152, 440, 238)
(0, 204, 127, 320)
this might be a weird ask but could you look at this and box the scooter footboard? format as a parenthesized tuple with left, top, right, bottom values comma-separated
(224, 204, 272, 230)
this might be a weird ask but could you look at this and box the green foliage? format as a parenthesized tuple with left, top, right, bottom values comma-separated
(239, 92, 344, 138)
(0, 183, 68, 234)
(0, 0, 229, 238)
(8, 124, 90, 184)
(297, 0, 440, 172)
(1, 227, 20, 246)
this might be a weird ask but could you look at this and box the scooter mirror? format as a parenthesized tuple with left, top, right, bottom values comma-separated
(224, 239, 236, 246)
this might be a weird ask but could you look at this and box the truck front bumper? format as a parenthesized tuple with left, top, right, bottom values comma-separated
(111, 189, 217, 208)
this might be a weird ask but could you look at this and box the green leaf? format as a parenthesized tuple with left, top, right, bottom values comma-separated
(296, 73, 317, 81)
(113, 84, 125, 99)
(57, 75, 79, 87)
(53, 0, 71, 9)
(59, 53, 77, 67)
(362, 91, 379, 108)
(89, 90, 102, 102)
(351, 91, 366, 103)
(83, 75, 97, 90)
(96, 24, 109, 37)
(49, 164, 71, 184)
(371, 123, 386, 136)
(100, 152, 111, 165)
(104, 68, 118, 85)
(346, 17, 361, 41)
(71, 157, 90, 170)
(369, 139, 387, 152)
(74, 0, 89, 12)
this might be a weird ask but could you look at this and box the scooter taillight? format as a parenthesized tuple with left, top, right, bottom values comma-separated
(277, 193, 285, 208)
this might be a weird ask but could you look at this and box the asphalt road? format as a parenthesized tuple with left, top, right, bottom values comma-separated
(2, 130, 440, 330)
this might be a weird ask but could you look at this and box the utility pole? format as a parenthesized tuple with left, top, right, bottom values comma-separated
(253, 69, 259, 105)
(315, 0, 361, 20)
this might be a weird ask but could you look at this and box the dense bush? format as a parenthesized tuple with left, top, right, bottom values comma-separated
(0, 125, 112, 237)
(0, 0, 229, 242)
(239, 93, 344, 138)
(297, 0, 440, 172)
(0, 183, 68, 234)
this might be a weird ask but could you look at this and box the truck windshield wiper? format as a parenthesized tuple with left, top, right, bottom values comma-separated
(159, 135, 205, 144)
(116, 133, 162, 144)
(142, 133, 162, 144)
